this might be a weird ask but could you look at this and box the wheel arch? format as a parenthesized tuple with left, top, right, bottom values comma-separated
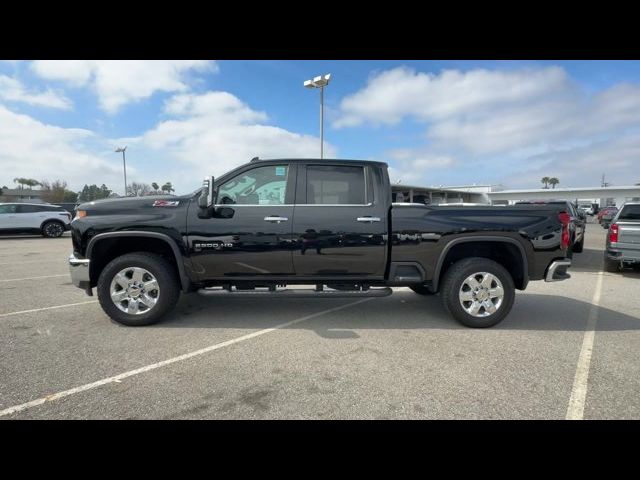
(432, 236, 529, 292)
(86, 232, 191, 292)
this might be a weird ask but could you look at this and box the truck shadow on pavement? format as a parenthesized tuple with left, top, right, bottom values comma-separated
(156, 290, 640, 335)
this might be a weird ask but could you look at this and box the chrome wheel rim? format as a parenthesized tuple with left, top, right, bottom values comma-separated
(110, 267, 160, 315)
(459, 272, 504, 318)
(45, 223, 63, 237)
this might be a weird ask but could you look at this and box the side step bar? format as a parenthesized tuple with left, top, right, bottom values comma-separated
(197, 286, 393, 298)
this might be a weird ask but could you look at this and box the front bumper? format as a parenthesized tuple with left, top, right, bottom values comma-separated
(545, 259, 572, 282)
(69, 253, 91, 290)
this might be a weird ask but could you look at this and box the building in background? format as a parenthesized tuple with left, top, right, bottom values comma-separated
(391, 183, 640, 207)
(0, 188, 45, 203)
(487, 186, 640, 208)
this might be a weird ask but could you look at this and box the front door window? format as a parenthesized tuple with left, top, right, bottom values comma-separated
(218, 165, 289, 205)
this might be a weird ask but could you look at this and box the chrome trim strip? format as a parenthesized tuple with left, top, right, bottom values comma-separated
(213, 203, 374, 207)
(545, 259, 571, 282)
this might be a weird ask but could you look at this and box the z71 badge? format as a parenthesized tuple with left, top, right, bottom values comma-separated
(153, 200, 180, 207)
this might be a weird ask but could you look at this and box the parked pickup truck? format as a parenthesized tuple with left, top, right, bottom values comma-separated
(604, 202, 640, 272)
(69, 158, 573, 328)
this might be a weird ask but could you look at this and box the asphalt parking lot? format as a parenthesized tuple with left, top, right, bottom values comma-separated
(1, 221, 639, 419)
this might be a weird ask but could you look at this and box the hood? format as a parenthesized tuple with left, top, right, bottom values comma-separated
(78, 194, 194, 212)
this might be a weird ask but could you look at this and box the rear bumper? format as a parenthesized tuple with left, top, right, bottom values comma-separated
(606, 246, 640, 264)
(69, 253, 91, 290)
(545, 259, 572, 282)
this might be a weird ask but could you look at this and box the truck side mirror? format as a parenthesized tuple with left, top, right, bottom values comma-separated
(198, 176, 215, 209)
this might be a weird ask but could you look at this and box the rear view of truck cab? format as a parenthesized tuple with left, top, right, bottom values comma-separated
(605, 202, 640, 272)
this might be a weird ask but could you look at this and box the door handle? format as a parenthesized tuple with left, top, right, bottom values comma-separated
(357, 216, 381, 223)
(264, 216, 288, 223)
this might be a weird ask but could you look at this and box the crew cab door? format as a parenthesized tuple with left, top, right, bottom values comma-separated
(292, 164, 388, 278)
(187, 163, 296, 279)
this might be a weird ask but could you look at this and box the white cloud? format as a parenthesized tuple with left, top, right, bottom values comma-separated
(111, 91, 335, 193)
(502, 134, 640, 189)
(30, 60, 215, 113)
(0, 105, 126, 191)
(334, 66, 571, 128)
(335, 65, 640, 188)
(0, 75, 72, 109)
(386, 149, 456, 185)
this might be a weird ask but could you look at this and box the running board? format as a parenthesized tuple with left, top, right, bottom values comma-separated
(197, 286, 393, 298)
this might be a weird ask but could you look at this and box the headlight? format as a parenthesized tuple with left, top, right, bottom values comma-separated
(73, 210, 87, 221)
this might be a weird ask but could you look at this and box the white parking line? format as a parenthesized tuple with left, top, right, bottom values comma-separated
(0, 274, 68, 283)
(0, 301, 98, 318)
(0, 259, 67, 266)
(0, 297, 373, 418)
(566, 271, 604, 420)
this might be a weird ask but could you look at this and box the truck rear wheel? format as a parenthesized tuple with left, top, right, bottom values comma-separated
(604, 256, 620, 273)
(97, 252, 180, 326)
(440, 257, 515, 328)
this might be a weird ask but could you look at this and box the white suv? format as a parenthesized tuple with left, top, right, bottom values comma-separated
(0, 203, 72, 238)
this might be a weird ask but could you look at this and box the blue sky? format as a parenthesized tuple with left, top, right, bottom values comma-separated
(1, 60, 639, 195)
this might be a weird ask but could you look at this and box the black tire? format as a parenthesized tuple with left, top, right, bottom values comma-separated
(573, 235, 584, 253)
(41, 220, 65, 238)
(440, 257, 515, 328)
(409, 284, 435, 295)
(604, 256, 620, 273)
(97, 252, 180, 326)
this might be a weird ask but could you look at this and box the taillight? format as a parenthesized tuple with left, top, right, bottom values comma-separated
(609, 223, 619, 243)
(558, 211, 571, 249)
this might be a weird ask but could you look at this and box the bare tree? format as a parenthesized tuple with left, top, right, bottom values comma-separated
(40, 179, 78, 203)
(127, 182, 152, 197)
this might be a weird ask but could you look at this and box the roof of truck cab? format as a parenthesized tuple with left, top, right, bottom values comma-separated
(249, 158, 388, 167)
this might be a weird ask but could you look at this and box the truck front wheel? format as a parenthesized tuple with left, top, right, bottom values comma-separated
(440, 257, 515, 328)
(97, 252, 180, 326)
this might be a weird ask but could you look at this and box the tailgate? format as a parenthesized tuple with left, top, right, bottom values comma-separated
(618, 222, 640, 245)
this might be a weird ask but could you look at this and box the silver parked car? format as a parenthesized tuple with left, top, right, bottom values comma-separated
(0, 203, 72, 238)
(604, 202, 640, 272)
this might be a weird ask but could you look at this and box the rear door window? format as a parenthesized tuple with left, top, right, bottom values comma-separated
(16, 205, 41, 213)
(305, 165, 366, 205)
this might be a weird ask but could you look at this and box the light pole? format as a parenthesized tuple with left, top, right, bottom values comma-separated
(304, 73, 331, 159)
(115, 146, 127, 196)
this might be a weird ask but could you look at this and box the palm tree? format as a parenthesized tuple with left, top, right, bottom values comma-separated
(161, 182, 174, 194)
(541, 176, 550, 189)
(13, 178, 41, 189)
(549, 177, 559, 189)
(151, 182, 159, 193)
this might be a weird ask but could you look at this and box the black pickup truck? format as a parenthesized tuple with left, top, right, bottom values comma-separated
(69, 158, 572, 328)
